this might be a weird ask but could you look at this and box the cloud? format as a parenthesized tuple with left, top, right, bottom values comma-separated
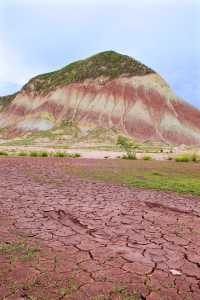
(0, 43, 32, 85)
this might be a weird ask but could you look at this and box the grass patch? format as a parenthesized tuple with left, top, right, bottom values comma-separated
(143, 155, 152, 161)
(0, 151, 8, 156)
(53, 152, 67, 157)
(0, 241, 40, 262)
(53, 152, 80, 158)
(40, 151, 48, 157)
(175, 154, 190, 162)
(112, 286, 142, 300)
(191, 152, 199, 162)
(122, 155, 137, 160)
(1, 136, 34, 146)
(64, 160, 200, 196)
(0, 93, 18, 110)
(30, 151, 40, 157)
(18, 151, 28, 156)
(59, 278, 78, 296)
(0, 150, 81, 158)
(29, 151, 49, 157)
(175, 153, 199, 162)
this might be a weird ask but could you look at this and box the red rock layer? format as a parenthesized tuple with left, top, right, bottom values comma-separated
(1, 76, 200, 145)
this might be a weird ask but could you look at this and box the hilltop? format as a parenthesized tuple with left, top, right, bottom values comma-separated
(22, 51, 155, 95)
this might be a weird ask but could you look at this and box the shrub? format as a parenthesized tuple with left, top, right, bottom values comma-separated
(122, 154, 136, 160)
(30, 151, 39, 157)
(152, 171, 163, 176)
(0, 151, 8, 156)
(53, 152, 66, 157)
(29, 150, 49, 157)
(175, 154, 190, 162)
(40, 151, 48, 157)
(53, 152, 81, 158)
(18, 152, 28, 156)
(191, 152, 198, 162)
(143, 156, 152, 161)
(117, 135, 139, 160)
(175, 153, 199, 162)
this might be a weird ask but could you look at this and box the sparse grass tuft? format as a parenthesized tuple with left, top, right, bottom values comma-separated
(122, 154, 137, 160)
(175, 153, 199, 162)
(29, 151, 49, 157)
(175, 154, 190, 162)
(2, 150, 81, 158)
(40, 151, 48, 157)
(53, 152, 67, 157)
(53, 152, 81, 158)
(59, 278, 78, 296)
(112, 286, 142, 300)
(91, 295, 108, 300)
(143, 155, 152, 161)
(0, 241, 40, 262)
(30, 151, 39, 157)
(18, 151, 28, 156)
(0, 150, 8, 156)
(191, 152, 198, 162)
(73, 153, 81, 158)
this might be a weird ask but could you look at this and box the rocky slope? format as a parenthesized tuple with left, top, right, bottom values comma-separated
(0, 51, 200, 145)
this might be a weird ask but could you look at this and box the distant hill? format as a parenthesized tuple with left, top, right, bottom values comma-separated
(0, 50, 200, 145)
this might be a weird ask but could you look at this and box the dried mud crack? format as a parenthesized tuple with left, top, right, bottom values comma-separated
(0, 157, 200, 300)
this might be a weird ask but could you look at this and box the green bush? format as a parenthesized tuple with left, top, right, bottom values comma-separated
(175, 154, 190, 162)
(122, 154, 137, 160)
(18, 152, 28, 156)
(53, 152, 81, 158)
(175, 153, 199, 162)
(117, 135, 139, 160)
(0, 151, 8, 156)
(29, 151, 48, 157)
(143, 156, 152, 161)
(40, 151, 48, 157)
(191, 152, 198, 162)
(30, 151, 39, 157)
(53, 152, 66, 157)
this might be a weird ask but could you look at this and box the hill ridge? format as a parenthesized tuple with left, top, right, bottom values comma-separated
(22, 50, 155, 95)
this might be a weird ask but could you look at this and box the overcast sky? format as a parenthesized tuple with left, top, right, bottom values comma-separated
(0, 0, 199, 108)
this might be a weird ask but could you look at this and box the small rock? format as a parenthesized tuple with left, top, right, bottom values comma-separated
(169, 269, 182, 276)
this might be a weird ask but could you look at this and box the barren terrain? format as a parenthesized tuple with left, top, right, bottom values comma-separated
(0, 157, 200, 299)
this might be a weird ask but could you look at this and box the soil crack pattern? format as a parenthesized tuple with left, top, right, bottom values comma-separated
(0, 157, 200, 299)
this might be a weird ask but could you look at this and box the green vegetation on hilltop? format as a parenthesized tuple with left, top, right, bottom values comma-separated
(23, 51, 155, 95)
(0, 93, 18, 110)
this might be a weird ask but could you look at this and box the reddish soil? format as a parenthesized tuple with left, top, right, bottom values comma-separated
(0, 157, 200, 300)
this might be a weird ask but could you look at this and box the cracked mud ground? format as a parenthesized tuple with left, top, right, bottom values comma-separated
(0, 158, 200, 300)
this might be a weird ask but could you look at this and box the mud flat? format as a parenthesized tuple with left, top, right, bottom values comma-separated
(0, 157, 200, 299)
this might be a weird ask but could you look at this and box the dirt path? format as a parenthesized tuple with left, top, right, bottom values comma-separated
(0, 157, 200, 299)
